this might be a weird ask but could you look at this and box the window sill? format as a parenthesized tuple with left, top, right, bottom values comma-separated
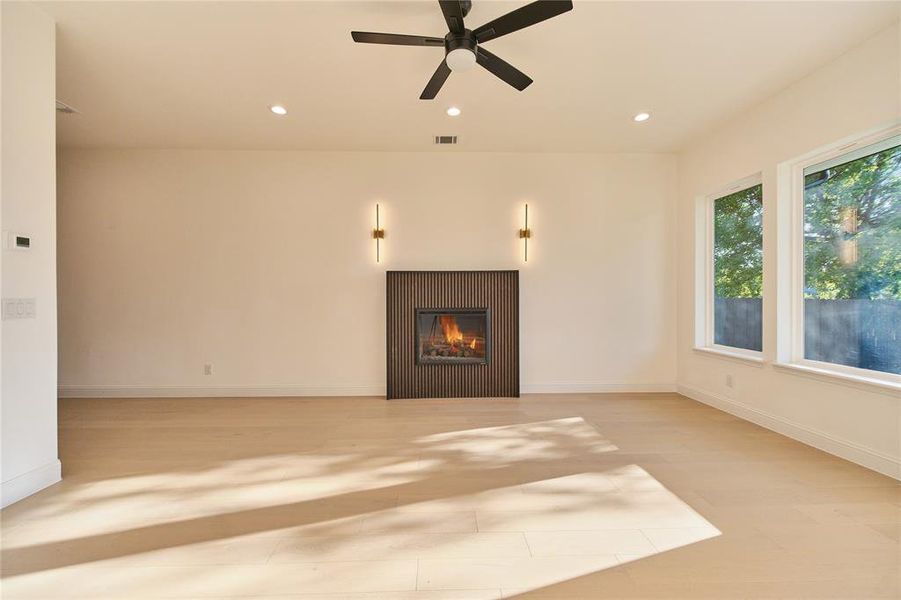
(693, 346, 765, 366)
(773, 362, 901, 396)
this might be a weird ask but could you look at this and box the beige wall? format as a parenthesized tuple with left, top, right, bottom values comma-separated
(1, 1, 60, 506)
(676, 25, 901, 477)
(57, 150, 677, 396)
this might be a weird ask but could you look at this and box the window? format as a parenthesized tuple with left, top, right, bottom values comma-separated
(695, 175, 764, 358)
(712, 183, 763, 351)
(801, 136, 900, 375)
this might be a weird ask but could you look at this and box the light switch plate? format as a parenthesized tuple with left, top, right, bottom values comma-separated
(2, 298, 36, 320)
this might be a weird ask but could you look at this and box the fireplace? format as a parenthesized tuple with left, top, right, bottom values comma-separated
(386, 271, 518, 399)
(416, 309, 490, 365)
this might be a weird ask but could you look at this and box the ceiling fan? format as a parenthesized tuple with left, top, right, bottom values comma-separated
(351, 0, 573, 99)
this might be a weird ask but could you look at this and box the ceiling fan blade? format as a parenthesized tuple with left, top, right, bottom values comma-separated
(420, 60, 452, 99)
(351, 31, 444, 46)
(476, 47, 533, 91)
(473, 0, 573, 43)
(438, 0, 466, 34)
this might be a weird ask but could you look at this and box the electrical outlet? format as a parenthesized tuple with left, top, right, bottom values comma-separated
(725, 374, 734, 388)
(203, 363, 213, 376)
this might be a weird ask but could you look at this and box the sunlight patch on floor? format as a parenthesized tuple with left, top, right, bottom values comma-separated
(1, 416, 721, 598)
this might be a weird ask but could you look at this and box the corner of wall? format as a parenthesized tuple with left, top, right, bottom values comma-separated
(1, 460, 61, 508)
(1, 0, 61, 507)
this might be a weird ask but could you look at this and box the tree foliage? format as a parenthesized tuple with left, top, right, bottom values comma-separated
(714, 184, 763, 298)
(803, 144, 900, 300)
(713, 144, 900, 301)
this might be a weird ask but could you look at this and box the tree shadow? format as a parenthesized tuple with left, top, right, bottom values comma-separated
(1, 396, 726, 595)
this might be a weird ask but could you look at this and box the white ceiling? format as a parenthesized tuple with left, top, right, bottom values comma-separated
(46, 1, 898, 152)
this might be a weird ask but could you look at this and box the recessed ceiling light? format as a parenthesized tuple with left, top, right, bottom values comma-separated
(633, 112, 651, 122)
(269, 105, 288, 116)
(446, 106, 461, 117)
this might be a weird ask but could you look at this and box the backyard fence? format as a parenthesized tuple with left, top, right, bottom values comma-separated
(803, 298, 900, 374)
(715, 297, 900, 374)
(714, 297, 762, 352)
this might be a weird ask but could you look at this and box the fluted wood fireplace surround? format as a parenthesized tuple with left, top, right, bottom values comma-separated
(386, 271, 519, 399)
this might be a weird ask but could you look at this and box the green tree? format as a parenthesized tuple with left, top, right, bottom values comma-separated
(714, 184, 763, 298)
(713, 145, 900, 301)
(803, 144, 900, 300)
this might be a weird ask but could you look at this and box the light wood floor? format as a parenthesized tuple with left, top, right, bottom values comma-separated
(1, 393, 898, 599)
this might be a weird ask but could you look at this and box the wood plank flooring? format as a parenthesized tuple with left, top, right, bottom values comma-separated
(1, 393, 898, 598)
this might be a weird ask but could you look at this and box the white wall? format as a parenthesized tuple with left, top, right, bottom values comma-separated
(57, 150, 677, 397)
(676, 25, 901, 478)
(1, 1, 60, 507)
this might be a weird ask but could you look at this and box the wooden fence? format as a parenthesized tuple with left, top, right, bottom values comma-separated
(715, 297, 900, 374)
(714, 297, 762, 351)
(803, 298, 900, 374)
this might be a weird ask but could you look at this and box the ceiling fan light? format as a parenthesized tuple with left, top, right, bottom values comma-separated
(446, 48, 476, 72)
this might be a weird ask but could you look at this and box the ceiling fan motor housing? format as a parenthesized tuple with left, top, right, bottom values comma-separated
(444, 30, 478, 71)
(445, 30, 477, 55)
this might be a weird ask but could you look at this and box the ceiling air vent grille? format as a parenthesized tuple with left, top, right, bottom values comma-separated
(434, 135, 458, 145)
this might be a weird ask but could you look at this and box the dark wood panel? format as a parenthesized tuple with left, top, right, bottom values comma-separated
(386, 271, 519, 399)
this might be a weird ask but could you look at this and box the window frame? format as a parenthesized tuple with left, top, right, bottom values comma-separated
(776, 124, 901, 389)
(694, 173, 765, 362)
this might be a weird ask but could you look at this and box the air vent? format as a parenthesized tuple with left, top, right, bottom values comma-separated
(434, 135, 458, 145)
(55, 100, 79, 114)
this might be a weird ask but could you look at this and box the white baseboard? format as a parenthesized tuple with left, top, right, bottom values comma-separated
(60, 382, 678, 398)
(2, 459, 62, 508)
(678, 384, 901, 480)
(59, 385, 386, 398)
(522, 382, 678, 394)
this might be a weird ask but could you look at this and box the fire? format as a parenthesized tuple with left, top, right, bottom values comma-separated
(470, 338, 477, 349)
(439, 315, 464, 344)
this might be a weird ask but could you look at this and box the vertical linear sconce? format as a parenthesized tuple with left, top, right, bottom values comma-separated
(518, 203, 531, 262)
(373, 203, 385, 263)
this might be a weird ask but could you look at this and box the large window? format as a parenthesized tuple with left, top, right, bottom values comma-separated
(801, 137, 900, 375)
(702, 179, 764, 354)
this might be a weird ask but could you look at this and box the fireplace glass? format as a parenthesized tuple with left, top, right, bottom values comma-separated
(415, 309, 490, 364)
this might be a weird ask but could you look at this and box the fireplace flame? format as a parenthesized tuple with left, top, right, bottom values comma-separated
(470, 338, 477, 350)
(439, 315, 464, 345)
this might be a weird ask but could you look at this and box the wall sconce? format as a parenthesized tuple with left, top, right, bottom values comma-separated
(518, 203, 531, 262)
(372, 203, 385, 263)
